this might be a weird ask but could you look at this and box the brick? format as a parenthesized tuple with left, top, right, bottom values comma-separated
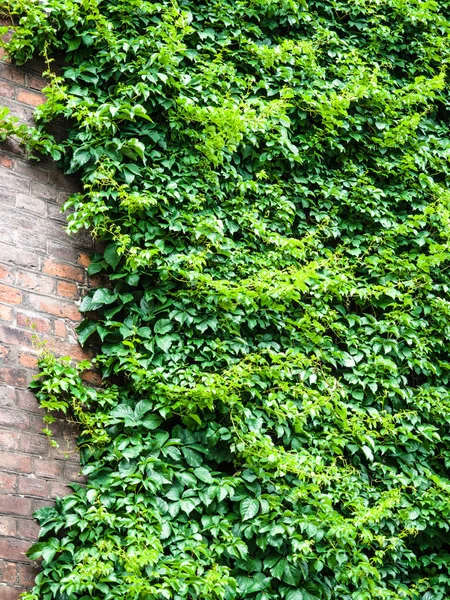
(0, 225, 14, 246)
(56, 281, 78, 299)
(33, 458, 63, 479)
(47, 242, 78, 263)
(26, 294, 81, 322)
(0, 369, 29, 388)
(0, 170, 30, 194)
(0, 324, 32, 347)
(49, 340, 92, 362)
(0, 345, 8, 360)
(0, 538, 30, 562)
(49, 481, 72, 498)
(42, 259, 84, 283)
(31, 499, 53, 512)
(0, 80, 15, 97)
(16, 89, 45, 107)
(78, 252, 91, 267)
(0, 189, 16, 206)
(0, 431, 18, 452)
(15, 193, 46, 216)
(0, 496, 32, 517)
(64, 463, 85, 483)
(81, 370, 103, 386)
(18, 563, 38, 587)
(0, 387, 15, 408)
(0, 265, 14, 283)
(0, 452, 32, 474)
(0, 155, 13, 169)
(0, 517, 16, 537)
(18, 354, 38, 369)
(16, 271, 55, 295)
(0, 586, 26, 600)
(0, 559, 17, 584)
(0, 305, 12, 321)
(16, 518, 40, 540)
(0, 244, 38, 269)
(0, 409, 29, 430)
(12, 159, 48, 184)
(17, 563, 38, 588)
(18, 434, 48, 457)
(0, 61, 25, 84)
(0, 284, 22, 305)
(30, 181, 55, 201)
(16, 390, 42, 414)
(17, 477, 47, 498)
(0, 473, 16, 494)
(53, 320, 67, 339)
(16, 312, 51, 334)
(26, 73, 47, 91)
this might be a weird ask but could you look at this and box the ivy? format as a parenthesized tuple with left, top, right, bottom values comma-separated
(2, 0, 450, 598)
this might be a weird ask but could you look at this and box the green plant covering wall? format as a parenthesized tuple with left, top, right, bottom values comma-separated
(2, 0, 450, 598)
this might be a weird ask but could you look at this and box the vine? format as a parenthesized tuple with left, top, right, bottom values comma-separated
(2, 0, 450, 599)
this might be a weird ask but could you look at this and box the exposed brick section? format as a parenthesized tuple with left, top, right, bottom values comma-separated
(0, 48, 95, 596)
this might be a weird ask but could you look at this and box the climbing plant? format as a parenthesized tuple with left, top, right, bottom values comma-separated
(2, 0, 450, 598)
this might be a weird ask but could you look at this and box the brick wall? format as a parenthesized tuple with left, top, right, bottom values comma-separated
(0, 50, 94, 598)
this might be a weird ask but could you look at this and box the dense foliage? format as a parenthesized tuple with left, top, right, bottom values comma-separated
(2, 0, 450, 598)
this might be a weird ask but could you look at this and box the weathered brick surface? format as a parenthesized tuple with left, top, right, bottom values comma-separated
(0, 49, 95, 596)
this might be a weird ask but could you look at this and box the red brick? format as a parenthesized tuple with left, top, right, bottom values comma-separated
(0, 586, 26, 600)
(17, 477, 47, 498)
(42, 259, 84, 283)
(16, 271, 55, 295)
(15, 89, 45, 107)
(15, 193, 46, 216)
(64, 463, 85, 483)
(56, 280, 78, 299)
(18, 563, 39, 586)
(48, 242, 78, 263)
(0, 285, 21, 305)
(0, 155, 13, 169)
(0, 80, 15, 97)
(18, 434, 48, 457)
(0, 61, 25, 84)
(0, 369, 28, 388)
(0, 559, 17, 584)
(18, 354, 38, 369)
(16, 390, 42, 414)
(0, 452, 32, 474)
(0, 305, 12, 321)
(0, 517, 16, 537)
(0, 496, 32, 517)
(0, 473, 16, 494)
(0, 344, 8, 360)
(49, 482, 72, 498)
(31, 499, 53, 512)
(53, 319, 67, 338)
(0, 537, 30, 562)
(15, 312, 51, 334)
(26, 293, 82, 322)
(81, 370, 103, 386)
(49, 339, 92, 362)
(0, 431, 18, 452)
(26, 73, 47, 91)
(16, 518, 40, 540)
(0, 407, 30, 429)
(33, 458, 63, 479)
(0, 264, 14, 283)
(78, 252, 91, 267)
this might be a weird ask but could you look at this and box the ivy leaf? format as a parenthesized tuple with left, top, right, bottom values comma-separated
(240, 498, 260, 521)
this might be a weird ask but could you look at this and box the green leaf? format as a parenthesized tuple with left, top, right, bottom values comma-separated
(240, 498, 259, 521)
